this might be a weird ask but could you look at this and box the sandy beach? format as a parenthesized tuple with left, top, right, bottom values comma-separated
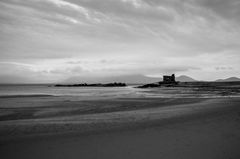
(1, 96, 240, 159)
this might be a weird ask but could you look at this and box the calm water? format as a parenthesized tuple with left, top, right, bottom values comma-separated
(0, 84, 147, 99)
(0, 84, 239, 98)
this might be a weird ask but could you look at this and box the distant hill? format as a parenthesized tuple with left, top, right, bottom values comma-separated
(64, 74, 161, 84)
(104, 74, 161, 84)
(215, 77, 240, 82)
(63, 74, 200, 84)
(176, 75, 197, 82)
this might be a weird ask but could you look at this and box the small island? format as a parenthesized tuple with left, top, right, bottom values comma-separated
(54, 82, 127, 87)
(138, 74, 179, 88)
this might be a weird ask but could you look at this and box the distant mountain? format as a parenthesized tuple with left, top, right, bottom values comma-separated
(63, 74, 200, 84)
(176, 75, 197, 82)
(215, 77, 240, 82)
(103, 74, 162, 84)
(64, 74, 161, 84)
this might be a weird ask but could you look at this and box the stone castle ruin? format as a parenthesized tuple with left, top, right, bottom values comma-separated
(163, 74, 176, 83)
(138, 74, 178, 88)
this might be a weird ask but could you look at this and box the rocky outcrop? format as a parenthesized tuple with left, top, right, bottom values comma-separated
(54, 82, 127, 87)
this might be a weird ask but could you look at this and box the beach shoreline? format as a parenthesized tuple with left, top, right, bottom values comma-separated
(0, 97, 236, 139)
(0, 97, 240, 159)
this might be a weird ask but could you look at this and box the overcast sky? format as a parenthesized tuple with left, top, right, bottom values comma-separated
(0, 0, 240, 83)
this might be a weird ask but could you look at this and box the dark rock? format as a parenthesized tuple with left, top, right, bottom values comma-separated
(54, 82, 127, 87)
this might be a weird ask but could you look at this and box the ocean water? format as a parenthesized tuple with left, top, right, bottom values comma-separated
(0, 84, 239, 99)
(0, 84, 144, 98)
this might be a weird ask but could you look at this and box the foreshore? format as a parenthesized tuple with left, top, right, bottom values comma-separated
(0, 97, 240, 159)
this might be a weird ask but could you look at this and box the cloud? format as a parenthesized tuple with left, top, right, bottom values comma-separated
(192, 0, 240, 22)
(0, 0, 239, 81)
(43, 0, 91, 20)
(45, 0, 86, 11)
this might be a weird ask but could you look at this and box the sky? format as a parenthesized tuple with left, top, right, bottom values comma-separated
(0, 0, 240, 83)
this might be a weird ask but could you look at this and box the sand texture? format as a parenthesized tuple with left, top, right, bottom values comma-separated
(0, 96, 240, 159)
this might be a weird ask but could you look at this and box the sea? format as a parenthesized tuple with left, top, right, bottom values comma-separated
(0, 84, 239, 99)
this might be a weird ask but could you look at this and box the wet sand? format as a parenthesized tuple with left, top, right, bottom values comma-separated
(0, 97, 240, 159)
